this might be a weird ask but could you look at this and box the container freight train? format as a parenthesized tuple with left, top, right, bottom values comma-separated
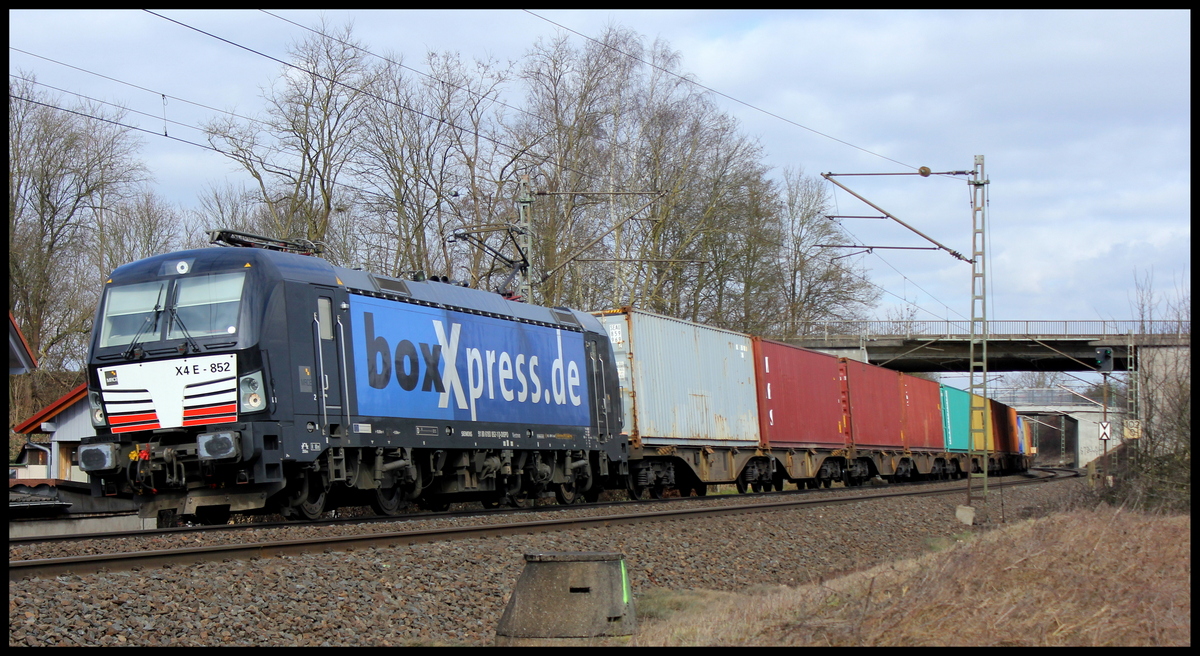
(596, 309, 1029, 498)
(77, 231, 1027, 525)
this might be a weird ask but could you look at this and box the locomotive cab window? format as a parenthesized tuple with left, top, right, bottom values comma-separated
(168, 272, 246, 340)
(317, 297, 334, 340)
(97, 281, 167, 348)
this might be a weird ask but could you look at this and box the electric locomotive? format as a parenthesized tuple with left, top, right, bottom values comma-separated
(77, 230, 627, 524)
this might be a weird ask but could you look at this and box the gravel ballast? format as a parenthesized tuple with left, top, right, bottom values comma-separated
(9, 478, 1087, 646)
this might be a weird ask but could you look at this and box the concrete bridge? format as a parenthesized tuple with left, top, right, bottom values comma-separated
(786, 320, 1189, 373)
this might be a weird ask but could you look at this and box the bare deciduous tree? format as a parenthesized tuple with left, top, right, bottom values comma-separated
(9, 74, 153, 442)
(1108, 268, 1191, 511)
(205, 20, 373, 249)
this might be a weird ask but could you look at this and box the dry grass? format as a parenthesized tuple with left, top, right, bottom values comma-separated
(633, 506, 1190, 646)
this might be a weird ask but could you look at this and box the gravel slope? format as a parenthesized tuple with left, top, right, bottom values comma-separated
(9, 478, 1086, 646)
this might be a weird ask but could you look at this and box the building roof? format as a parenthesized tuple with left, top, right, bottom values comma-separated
(13, 383, 87, 434)
(9, 311, 37, 375)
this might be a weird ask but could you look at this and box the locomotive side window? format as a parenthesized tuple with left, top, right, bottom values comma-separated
(97, 281, 166, 348)
(317, 297, 334, 340)
(168, 272, 246, 340)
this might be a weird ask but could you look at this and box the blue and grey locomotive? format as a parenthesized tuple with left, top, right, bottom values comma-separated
(77, 231, 627, 524)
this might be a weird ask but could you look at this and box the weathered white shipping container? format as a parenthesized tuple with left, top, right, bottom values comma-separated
(594, 308, 760, 447)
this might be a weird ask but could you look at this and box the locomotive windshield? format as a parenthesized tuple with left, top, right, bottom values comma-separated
(97, 281, 167, 349)
(167, 272, 245, 340)
(97, 271, 246, 349)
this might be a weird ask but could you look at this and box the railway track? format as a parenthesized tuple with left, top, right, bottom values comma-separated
(9, 468, 1076, 581)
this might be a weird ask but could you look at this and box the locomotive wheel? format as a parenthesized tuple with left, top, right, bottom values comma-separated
(296, 482, 327, 521)
(370, 485, 406, 516)
(282, 471, 327, 521)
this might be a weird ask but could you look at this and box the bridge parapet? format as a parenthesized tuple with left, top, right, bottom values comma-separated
(792, 320, 1190, 343)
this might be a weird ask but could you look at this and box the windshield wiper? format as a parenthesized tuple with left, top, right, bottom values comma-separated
(168, 306, 202, 354)
(123, 284, 165, 360)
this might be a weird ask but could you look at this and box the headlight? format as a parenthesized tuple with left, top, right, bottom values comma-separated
(88, 391, 106, 426)
(239, 371, 266, 413)
(197, 431, 241, 460)
(79, 443, 120, 472)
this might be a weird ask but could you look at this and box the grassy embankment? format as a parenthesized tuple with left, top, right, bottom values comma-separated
(633, 504, 1190, 646)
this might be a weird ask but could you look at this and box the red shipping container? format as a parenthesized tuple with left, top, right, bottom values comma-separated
(753, 338, 849, 449)
(899, 374, 944, 451)
(840, 358, 905, 449)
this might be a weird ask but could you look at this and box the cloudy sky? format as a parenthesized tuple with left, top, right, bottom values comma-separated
(9, 9, 1191, 328)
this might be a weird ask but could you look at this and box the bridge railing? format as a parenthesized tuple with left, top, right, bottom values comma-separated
(988, 387, 1121, 408)
(793, 320, 1191, 341)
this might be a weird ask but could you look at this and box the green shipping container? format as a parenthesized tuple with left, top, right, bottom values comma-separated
(939, 384, 971, 452)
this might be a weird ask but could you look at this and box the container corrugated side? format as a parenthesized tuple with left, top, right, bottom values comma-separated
(840, 358, 905, 449)
(595, 309, 760, 446)
(753, 338, 848, 449)
(940, 384, 971, 452)
(991, 402, 1020, 455)
(970, 393, 996, 453)
(900, 374, 944, 451)
(1016, 415, 1029, 454)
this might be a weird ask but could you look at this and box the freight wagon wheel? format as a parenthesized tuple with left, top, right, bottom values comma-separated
(370, 485, 407, 516)
(505, 493, 532, 508)
(647, 483, 666, 499)
(555, 482, 580, 505)
(735, 479, 748, 494)
(822, 478, 832, 488)
(628, 484, 646, 501)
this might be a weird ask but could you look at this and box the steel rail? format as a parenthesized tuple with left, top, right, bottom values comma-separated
(10, 470, 1071, 582)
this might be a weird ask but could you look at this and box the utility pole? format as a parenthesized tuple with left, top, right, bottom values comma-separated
(966, 155, 990, 509)
(517, 175, 534, 304)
